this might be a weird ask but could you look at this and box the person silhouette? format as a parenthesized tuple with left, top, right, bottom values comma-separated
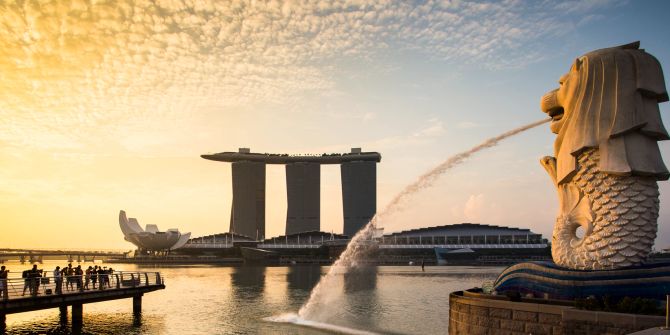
(0, 265, 9, 300)
(53, 266, 62, 294)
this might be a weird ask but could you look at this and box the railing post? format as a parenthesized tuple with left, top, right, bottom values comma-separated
(145, 273, 149, 286)
(131, 274, 136, 287)
(115, 274, 120, 289)
(155, 272, 161, 285)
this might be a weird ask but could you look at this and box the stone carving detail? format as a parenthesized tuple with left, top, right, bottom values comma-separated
(540, 42, 669, 270)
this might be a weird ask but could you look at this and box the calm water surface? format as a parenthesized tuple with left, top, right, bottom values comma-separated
(2, 261, 501, 334)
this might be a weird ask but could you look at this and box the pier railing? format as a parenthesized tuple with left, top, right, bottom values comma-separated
(0, 271, 163, 301)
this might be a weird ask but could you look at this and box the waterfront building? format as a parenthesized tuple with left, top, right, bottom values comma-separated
(260, 231, 349, 247)
(174, 223, 547, 265)
(285, 162, 320, 235)
(380, 223, 545, 245)
(184, 232, 256, 246)
(230, 160, 266, 239)
(377, 223, 549, 265)
(118, 210, 191, 253)
(202, 147, 381, 237)
(341, 159, 377, 237)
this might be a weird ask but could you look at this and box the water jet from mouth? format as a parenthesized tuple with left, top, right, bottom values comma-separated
(274, 118, 551, 325)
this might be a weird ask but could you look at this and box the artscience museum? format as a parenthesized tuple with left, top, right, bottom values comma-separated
(119, 210, 191, 253)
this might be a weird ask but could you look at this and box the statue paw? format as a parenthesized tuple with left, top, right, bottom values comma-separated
(540, 156, 558, 185)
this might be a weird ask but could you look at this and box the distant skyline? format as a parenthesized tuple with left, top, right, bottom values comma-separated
(1, 0, 670, 250)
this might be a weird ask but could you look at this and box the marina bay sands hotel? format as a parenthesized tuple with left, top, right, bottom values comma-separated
(201, 148, 381, 240)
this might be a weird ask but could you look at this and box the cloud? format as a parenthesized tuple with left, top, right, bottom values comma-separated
(464, 193, 485, 221)
(457, 121, 479, 129)
(321, 110, 377, 122)
(554, 0, 626, 14)
(413, 118, 445, 138)
(305, 116, 446, 153)
(0, 0, 619, 152)
(577, 14, 606, 26)
(362, 112, 377, 122)
(368, 117, 445, 149)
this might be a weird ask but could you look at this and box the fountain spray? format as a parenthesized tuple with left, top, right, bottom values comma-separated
(298, 118, 551, 319)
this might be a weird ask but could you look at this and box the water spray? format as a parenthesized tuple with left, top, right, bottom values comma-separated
(297, 117, 551, 319)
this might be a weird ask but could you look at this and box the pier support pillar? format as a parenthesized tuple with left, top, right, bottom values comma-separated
(1, 313, 6, 333)
(59, 305, 68, 324)
(72, 303, 83, 328)
(133, 294, 142, 315)
(133, 294, 143, 326)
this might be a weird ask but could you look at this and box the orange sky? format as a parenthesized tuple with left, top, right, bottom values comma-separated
(2, 0, 670, 250)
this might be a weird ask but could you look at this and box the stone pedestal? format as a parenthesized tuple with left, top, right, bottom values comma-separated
(449, 290, 665, 335)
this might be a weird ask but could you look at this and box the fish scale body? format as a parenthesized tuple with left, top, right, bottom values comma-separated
(552, 149, 659, 270)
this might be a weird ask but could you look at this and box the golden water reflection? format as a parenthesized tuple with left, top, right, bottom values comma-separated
(2, 261, 501, 334)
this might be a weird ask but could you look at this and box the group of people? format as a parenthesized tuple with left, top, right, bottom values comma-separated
(0, 264, 117, 299)
(51, 264, 115, 294)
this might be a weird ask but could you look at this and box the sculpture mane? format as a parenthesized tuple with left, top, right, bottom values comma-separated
(540, 42, 669, 270)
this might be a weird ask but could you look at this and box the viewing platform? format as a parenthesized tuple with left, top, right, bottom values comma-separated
(0, 271, 165, 331)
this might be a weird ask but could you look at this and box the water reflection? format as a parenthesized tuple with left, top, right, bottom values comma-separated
(2, 261, 502, 335)
(345, 267, 383, 332)
(287, 265, 322, 291)
(231, 265, 266, 300)
(6, 312, 165, 335)
(344, 265, 377, 293)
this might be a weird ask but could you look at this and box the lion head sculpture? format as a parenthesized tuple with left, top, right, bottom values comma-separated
(540, 42, 669, 270)
(541, 41, 669, 185)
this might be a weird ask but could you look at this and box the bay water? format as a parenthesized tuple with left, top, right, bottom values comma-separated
(2, 261, 501, 334)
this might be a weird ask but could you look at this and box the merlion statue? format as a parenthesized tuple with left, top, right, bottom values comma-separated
(540, 41, 669, 270)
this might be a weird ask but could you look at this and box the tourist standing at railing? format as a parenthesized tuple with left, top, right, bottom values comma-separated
(27, 265, 42, 296)
(65, 263, 74, 291)
(21, 269, 30, 296)
(108, 267, 115, 287)
(84, 266, 92, 290)
(97, 266, 106, 289)
(60, 266, 68, 291)
(102, 267, 111, 288)
(108, 268, 114, 287)
(74, 265, 83, 290)
(0, 265, 9, 300)
(53, 266, 62, 294)
(91, 265, 98, 289)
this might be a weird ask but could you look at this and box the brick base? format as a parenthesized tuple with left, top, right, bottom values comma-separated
(449, 291, 664, 335)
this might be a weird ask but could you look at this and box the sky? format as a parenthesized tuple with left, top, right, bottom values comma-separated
(1, 0, 670, 250)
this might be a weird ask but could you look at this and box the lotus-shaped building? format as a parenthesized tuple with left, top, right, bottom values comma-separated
(119, 210, 191, 251)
